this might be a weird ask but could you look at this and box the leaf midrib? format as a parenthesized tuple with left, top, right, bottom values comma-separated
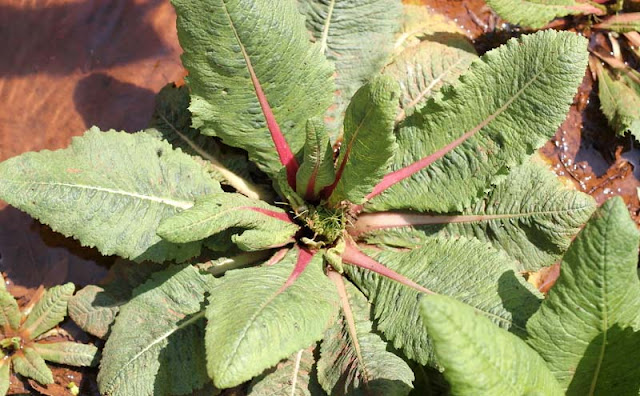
(369, 46, 559, 200)
(588, 212, 611, 396)
(395, 56, 467, 123)
(0, 179, 193, 210)
(319, 0, 336, 54)
(102, 310, 205, 393)
(438, 308, 520, 394)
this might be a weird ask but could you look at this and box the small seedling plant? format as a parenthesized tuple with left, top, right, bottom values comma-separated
(0, 0, 618, 394)
(0, 281, 98, 395)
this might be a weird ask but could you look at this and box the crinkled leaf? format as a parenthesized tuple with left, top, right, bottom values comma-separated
(98, 265, 214, 396)
(526, 197, 640, 394)
(358, 159, 596, 271)
(174, 0, 334, 177)
(296, 118, 336, 200)
(148, 84, 221, 160)
(0, 290, 21, 330)
(384, 37, 476, 123)
(248, 347, 323, 396)
(67, 285, 120, 340)
(298, 0, 402, 137)
(68, 260, 163, 339)
(12, 348, 54, 385)
(318, 277, 413, 395)
(344, 237, 542, 365)
(147, 84, 266, 200)
(594, 12, 640, 32)
(393, 4, 468, 53)
(22, 283, 74, 340)
(0, 129, 221, 262)
(597, 64, 640, 141)
(0, 357, 8, 396)
(420, 295, 563, 396)
(485, 0, 604, 28)
(32, 342, 99, 367)
(205, 248, 338, 388)
(157, 193, 298, 251)
(329, 76, 400, 204)
(366, 31, 588, 213)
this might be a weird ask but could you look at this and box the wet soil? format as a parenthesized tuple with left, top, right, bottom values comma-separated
(1, 0, 639, 394)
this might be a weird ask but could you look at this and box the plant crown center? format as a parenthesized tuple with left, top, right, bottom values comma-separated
(298, 204, 347, 246)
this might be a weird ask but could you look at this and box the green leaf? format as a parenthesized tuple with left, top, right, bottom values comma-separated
(420, 295, 563, 396)
(318, 275, 414, 395)
(485, 0, 604, 28)
(393, 5, 468, 53)
(358, 159, 597, 271)
(12, 348, 54, 385)
(147, 84, 267, 201)
(365, 30, 588, 213)
(384, 35, 477, 123)
(594, 13, 640, 33)
(98, 265, 215, 396)
(68, 260, 163, 339)
(0, 290, 21, 330)
(526, 197, 640, 394)
(205, 248, 338, 388)
(0, 129, 221, 262)
(296, 118, 336, 200)
(298, 0, 402, 137)
(32, 342, 99, 367)
(22, 283, 74, 340)
(597, 64, 640, 141)
(0, 357, 9, 396)
(157, 193, 298, 251)
(173, 0, 334, 177)
(329, 76, 401, 204)
(248, 347, 323, 396)
(344, 237, 542, 365)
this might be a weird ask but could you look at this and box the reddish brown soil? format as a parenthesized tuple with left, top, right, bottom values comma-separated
(1, 0, 639, 394)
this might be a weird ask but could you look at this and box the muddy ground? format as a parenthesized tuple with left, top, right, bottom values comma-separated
(0, 0, 638, 394)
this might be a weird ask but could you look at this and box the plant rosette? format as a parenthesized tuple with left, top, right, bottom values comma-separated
(0, 282, 98, 395)
(0, 0, 600, 395)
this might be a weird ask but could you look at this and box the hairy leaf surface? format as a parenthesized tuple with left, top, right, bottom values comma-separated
(32, 342, 99, 367)
(99, 265, 214, 396)
(0, 290, 21, 330)
(69, 261, 163, 339)
(147, 84, 266, 200)
(296, 118, 336, 199)
(12, 348, 54, 385)
(298, 0, 402, 137)
(485, 0, 603, 28)
(393, 5, 467, 53)
(318, 276, 413, 395)
(597, 64, 640, 141)
(248, 347, 323, 396)
(358, 159, 596, 271)
(344, 237, 542, 364)
(158, 193, 298, 250)
(22, 283, 74, 340)
(527, 197, 640, 394)
(366, 31, 588, 213)
(421, 295, 563, 395)
(329, 76, 400, 204)
(384, 35, 477, 122)
(0, 129, 221, 262)
(205, 248, 338, 388)
(173, 0, 334, 177)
